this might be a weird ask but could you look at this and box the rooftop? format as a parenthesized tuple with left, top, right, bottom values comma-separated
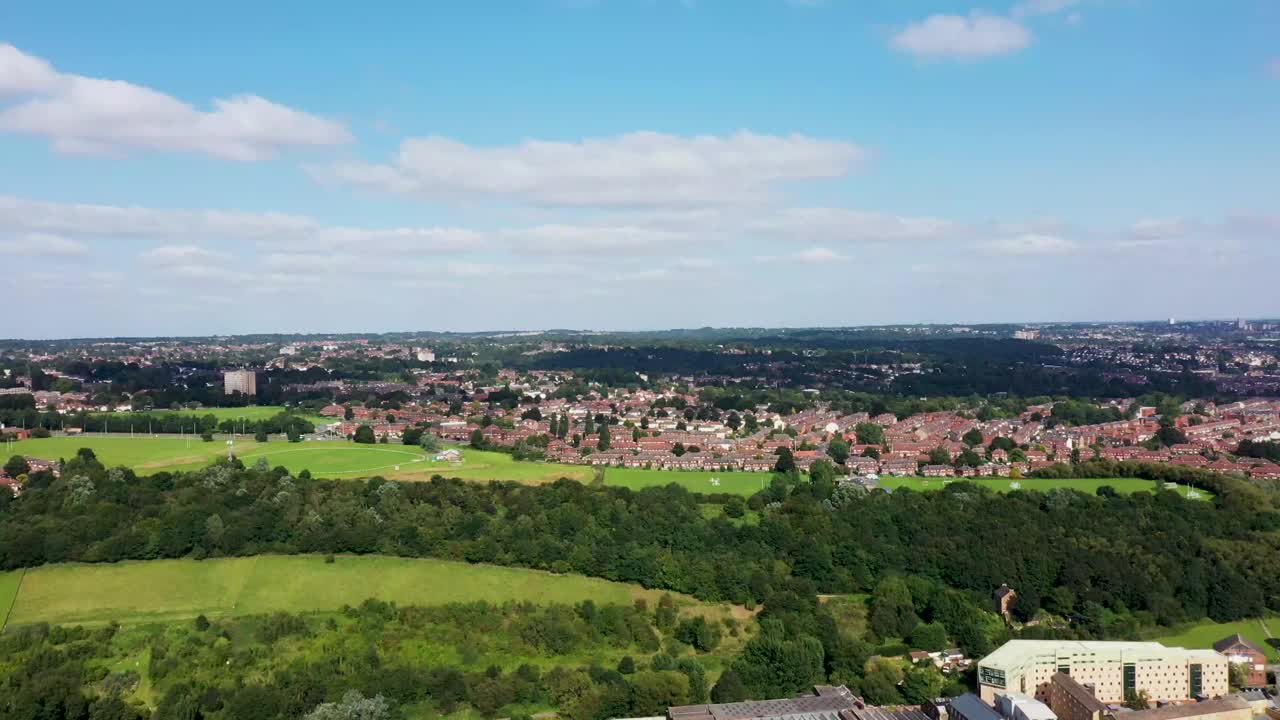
(1119, 696, 1249, 720)
(668, 686, 858, 720)
(979, 641, 1220, 671)
(948, 694, 1002, 720)
(1051, 673, 1107, 714)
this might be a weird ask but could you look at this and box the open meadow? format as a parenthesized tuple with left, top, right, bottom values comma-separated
(3, 436, 1213, 500)
(97, 405, 330, 425)
(0, 554, 733, 629)
(1154, 616, 1280, 661)
(877, 475, 1213, 500)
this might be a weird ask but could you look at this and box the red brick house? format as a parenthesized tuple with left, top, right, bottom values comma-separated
(1213, 634, 1268, 687)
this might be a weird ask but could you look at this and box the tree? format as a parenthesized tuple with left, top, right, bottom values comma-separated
(286, 427, 301, 443)
(618, 656, 636, 675)
(3, 455, 29, 478)
(254, 430, 268, 443)
(303, 690, 392, 720)
(419, 432, 442, 452)
(862, 446, 881, 460)
(962, 428, 985, 447)
(469, 428, 487, 449)
(343, 406, 354, 421)
(901, 665, 944, 704)
(675, 616, 722, 652)
(909, 621, 948, 652)
(711, 670, 749, 703)
(1123, 689, 1150, 711)
(956, 448, 983, 467)
(200, 431, 214, 442)
(353, 425, 376, 444)
(597, 422, 611, 451)
(724, 496, 747, 518)
(862, 657, 904, 705)
(870, 576, 919, 640)
(774, 447, 796, 473)
(927, 446, 952, 466)
(630, 671, 690, 716)
(826, 436, 850, 465)
(1228, 663, 1250, 691)
(855, 422, 885, 446)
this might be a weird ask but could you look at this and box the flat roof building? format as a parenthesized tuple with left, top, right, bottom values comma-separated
(223, 369, 256, 397)
(995, 693, 1056, 720)
(977, 641, 1228, 706)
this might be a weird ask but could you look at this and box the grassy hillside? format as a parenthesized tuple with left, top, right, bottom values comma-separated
(1, 555, 731, 628)
(1155, 616, 1280, 661)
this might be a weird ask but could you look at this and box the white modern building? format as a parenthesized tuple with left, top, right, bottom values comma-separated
(977, 641, 1228, 705)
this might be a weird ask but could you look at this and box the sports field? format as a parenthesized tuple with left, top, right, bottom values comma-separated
(1154, 616, 1280, 661)
(99, 405, 330, 425)
(3, 435, 269, 472)
(0, 555, 724, 628)
(1, 436, 773, 494)
(2, 436, 1212, 500)
(877, 475, 1213, 499)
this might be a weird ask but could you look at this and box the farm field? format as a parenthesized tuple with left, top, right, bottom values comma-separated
(877, 475, 1213, 500)
(1154, 616, 1280, 661)
(0, 554, 728, 629)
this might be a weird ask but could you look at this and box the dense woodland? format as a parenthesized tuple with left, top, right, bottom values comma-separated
(1, 449, 1278, 718)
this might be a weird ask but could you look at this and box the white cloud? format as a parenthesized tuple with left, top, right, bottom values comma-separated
(327, 130, 865, 207)
(140, 244, 230, 266)
(672, 257, 715, 269)
(755, 246, 847, 264)
(793, 247, 845, 263)
(982, 233, 1078, 256)
(749, 207, 960, 243)
(0, 232, 88, 257)
(0, 43, 350, 160)
(498, 225, 689, 256)
(0, 195, 481, 254)
(891, 13, 1033, 60)
(1011, 0, 1080, 18)
(1130, 218, 1192, 240)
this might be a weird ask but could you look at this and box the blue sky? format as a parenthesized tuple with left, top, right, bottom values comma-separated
(1, 0, 1278, 337)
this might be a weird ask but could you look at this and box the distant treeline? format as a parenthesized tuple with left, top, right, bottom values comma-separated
(0, 408, 316, 436)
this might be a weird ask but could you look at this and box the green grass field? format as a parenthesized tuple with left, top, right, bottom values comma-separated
(0, 569, 23, 630)
(0, 555, 727, 628)
(3, 435, 269, 473)
(100, 405, 330, 425)
(1155, 616, 1280, 661)
(2, 436, 1213, 500)
(878, 475, 1213, 500)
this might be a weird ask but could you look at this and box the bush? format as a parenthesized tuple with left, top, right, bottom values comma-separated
(254, 430, 268, 443)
